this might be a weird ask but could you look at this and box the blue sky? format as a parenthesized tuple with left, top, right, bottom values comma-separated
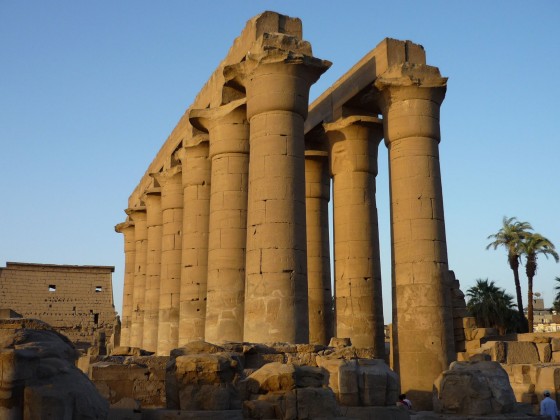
(1, 1, 559, 321)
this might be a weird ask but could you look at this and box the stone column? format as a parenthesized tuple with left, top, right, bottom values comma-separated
(115, 220, 135, 347)
(304, 151, 333, 345)
(375, 64, 455, 408)
(190, 99, 249, 344)
(324, 116, 385, 353)
(176, 138, 211, 345)
(153, 166, 183, 355)
(126, 207, 147, 349)
(239, 52, 330, 343)
(142, 187, 162, 353)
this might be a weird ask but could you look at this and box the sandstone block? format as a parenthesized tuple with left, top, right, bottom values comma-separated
(552, 338, 560, 352)
(329, 337, 351, 348)
(537, 343, 552, 362)
(316, 355, 398, 407)
(506, 342, 539, 364)
(433, 361, 516, 415)
(0, 320, 109, 419)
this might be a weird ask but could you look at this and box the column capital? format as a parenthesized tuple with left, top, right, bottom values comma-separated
(115, 220, 134, 234)
(323, 115, 383, 176)
(224, 34, 331, 119)
(177, 133, 209, 156)
(143, 187, 161, 198)
(125, 206, 146, 219)
(374, 63, 447, 105)
(189, 98, 247, 132)
(375, 64, 447, 146)
(189, 98, 249, 158)
(150, 165, 182, 185)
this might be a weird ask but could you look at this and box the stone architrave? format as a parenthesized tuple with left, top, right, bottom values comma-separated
(114, 220, 135, 347)
(142, 187, 163, 353)
(324, 116, 385, 354)
(190, 99, 249, 344)
(176, 138, 211, 346)
(304, 151, 333, 345)
(125, 207, 147, 349)
(226, 36, 331, 343)
(152, 166, 183, 355)
(375, 63, 455, 408)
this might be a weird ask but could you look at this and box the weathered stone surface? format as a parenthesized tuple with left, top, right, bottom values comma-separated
(316, 355, 398, 406)
(243, 388, 340, 420)
(433, 361, 516, 415)
(0, 319, 108, 419)
(89, 355, 167, 409)
(166, 350, 242, 411)
(552, 338, 560, 351)
(246, 362, 326, 394)
(536, 343, 552, 362)
(506, 341, 539, 364)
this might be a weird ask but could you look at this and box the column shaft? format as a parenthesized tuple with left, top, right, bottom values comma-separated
(376, 66, 455, 409)
(154, 167, 183, 355)
(115, 221, 135, 347)
(178, 142, 211, 345)
(243, 60, 328, 343)
(190, 102, 249, 344)
(127, 208, 147, 348)
(325, 117, 385, 353)
(305, 153, 333, 345)
(142, 189, 162, 352)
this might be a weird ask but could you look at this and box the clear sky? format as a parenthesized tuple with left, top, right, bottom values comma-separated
(1, 1, 559, 322)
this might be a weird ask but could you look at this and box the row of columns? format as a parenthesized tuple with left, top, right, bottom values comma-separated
(116, 53, 454, 406)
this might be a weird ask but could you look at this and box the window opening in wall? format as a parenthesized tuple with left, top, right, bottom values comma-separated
(48, 285, 56, 292)
(93, 313, 99, 325)
(95, 286, 102, 293)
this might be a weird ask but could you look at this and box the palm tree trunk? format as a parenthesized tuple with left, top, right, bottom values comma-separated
(528, 275, 534, 333)
(510, 254, 528, 332)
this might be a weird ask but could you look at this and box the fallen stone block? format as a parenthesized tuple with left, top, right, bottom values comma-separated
(433, 361, 516, 415)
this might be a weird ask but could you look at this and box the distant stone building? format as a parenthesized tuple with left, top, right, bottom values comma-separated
(0, 262, 119, 352)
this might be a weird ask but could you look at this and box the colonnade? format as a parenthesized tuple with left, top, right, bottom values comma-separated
(116, 13, 457, 409)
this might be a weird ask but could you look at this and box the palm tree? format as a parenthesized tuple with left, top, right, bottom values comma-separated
(554, 276, 560, 303)
(487, 216, 533, 327)
(466, 278, 517, 334)
(519, 233, 559, 332)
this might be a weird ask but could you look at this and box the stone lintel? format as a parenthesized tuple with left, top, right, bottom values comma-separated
(305, 38, 427, 133)
(304, 150, 329, 158)
(323, 115, 382, 133)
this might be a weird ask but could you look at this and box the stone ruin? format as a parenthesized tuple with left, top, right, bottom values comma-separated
(113, 11, 471, 412)
(2, 10, 553, 420)
(0, 261, 119, 354)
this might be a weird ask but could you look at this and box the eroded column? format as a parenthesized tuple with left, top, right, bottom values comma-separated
(153, 166, 183, 355)
(240, 52, 330, 343)
(304, 151, 333, 345)
(115, 220, 135, 347)
(190, 99, 249, 343)
(142, 187, 162, 352)
(375, 64, 455, 408)
(176, 139, 211, 345)
(324, 116, 384, 353)
(126, 207, 147, 348)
